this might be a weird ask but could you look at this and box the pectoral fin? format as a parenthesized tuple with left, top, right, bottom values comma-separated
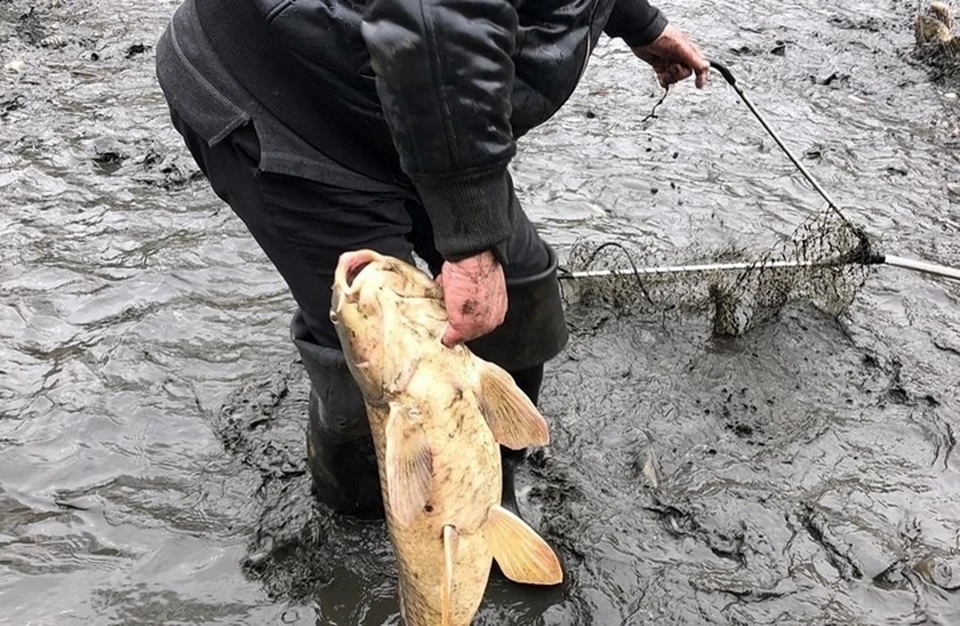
(483, 505, 563, 585)
(477, 361, 550, 449)
(385, 404, 433, 526)
(441, 524, 458, 626)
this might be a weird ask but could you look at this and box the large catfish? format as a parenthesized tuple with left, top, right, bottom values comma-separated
(329, 249, 563, 626)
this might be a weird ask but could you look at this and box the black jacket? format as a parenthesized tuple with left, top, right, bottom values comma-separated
(194, 0, 667, 260)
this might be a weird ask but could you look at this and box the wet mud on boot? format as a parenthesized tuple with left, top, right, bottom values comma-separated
(306, 387, 384, 520)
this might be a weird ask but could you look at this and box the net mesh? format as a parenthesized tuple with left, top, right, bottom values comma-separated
(560, 204, 875, 337)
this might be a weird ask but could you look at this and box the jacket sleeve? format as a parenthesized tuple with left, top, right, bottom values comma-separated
(360, 0, 519, 262)
(603, 0, 668, 48)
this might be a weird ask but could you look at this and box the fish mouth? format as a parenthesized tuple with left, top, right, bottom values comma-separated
(334, 249, 386, 296)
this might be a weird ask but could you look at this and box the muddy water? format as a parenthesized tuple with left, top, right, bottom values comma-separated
(1, 0, 958, 624)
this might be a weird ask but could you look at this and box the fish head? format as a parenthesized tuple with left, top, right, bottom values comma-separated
(330, 249, 445, 400)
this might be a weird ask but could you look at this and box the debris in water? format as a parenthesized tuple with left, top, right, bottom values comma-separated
(15, 7, 47, 46)
(1, 94, 25, 118)
(4, 59, 26, 73)
(90, 137, 128, 174)
(39, 34, 67, 49)
(914, 554, 960, 591)
(641, 450, 660, 489)
(817, 72, 850, 86)
(125, 43, 149, 58)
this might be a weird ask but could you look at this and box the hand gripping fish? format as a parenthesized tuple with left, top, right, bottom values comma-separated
(329, 249, 563, 626)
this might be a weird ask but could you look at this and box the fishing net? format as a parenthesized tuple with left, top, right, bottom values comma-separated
(551, 35, 913, 339)
(556, 4, 960, 338)
(559, 202, 875, 338)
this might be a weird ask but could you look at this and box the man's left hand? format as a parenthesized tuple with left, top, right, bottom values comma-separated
(631, 24, 709, 89)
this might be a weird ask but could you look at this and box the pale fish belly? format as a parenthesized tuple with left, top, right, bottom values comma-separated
(385, 396, 502, 625)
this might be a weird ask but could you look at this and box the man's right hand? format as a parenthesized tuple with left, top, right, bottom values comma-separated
(631, 24, 709, 89)
(438, 250, 508, 347)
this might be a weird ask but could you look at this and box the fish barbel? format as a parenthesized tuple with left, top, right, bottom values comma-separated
(329, 249, 564, 626)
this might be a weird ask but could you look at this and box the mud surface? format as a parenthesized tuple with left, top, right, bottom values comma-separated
(2, 0, 959, 624)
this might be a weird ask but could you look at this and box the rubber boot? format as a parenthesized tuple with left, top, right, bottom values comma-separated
(498, 364, 545, 522)
(293, 310, 385, 519)
(306, 388, 384, 519)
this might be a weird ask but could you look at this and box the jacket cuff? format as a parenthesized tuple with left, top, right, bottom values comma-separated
(412, 165, 514, 262)
(604, 0, 669, 48)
